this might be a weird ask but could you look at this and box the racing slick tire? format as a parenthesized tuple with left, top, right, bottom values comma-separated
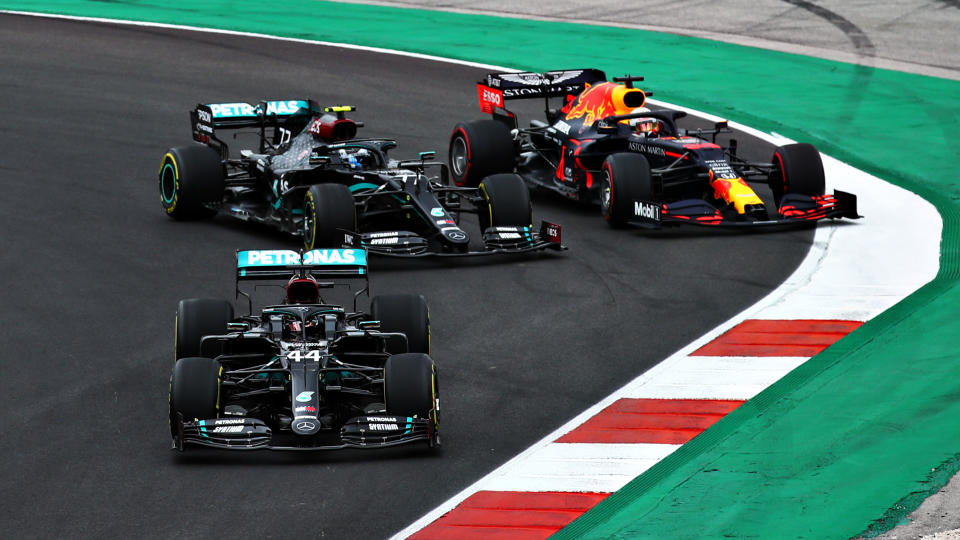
(384, 352, 439, 447)
(601, 153, 652, 228)
(478, 173, 532, 231)
(159, 144, 224, 219)
(769, 143, 825, 206)
(303, 183, 357, 250)
(175, 298, 234, 360)
(371, 294, 430, 355)
(169, 356, 221, 437)
(449, 120, 515, 187)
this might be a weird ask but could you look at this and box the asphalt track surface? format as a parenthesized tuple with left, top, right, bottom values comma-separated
(0, 14, 818, 539)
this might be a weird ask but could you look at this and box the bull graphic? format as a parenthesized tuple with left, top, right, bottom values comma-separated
(563, 82, 647, 126)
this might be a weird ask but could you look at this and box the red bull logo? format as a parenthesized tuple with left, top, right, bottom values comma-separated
(564, 82, 646, 126)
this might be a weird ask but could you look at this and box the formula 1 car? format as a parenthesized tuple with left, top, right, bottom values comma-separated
(159, 100, 563, 256)
(449, 69, 859, 228)
(168, 248, 440, 451)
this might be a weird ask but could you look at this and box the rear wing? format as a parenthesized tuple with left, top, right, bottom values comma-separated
(191, 99, 321, 146)
(236, 249, 367, 280)
(235, 248, 369, 313)
(476, 69, 607, 114)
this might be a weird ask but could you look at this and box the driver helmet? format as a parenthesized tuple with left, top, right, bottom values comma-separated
(354, 148, 372, 168)
(286, 275, 319, 304)
(338, 149, 361, 169)
(628, 107, 661, 137)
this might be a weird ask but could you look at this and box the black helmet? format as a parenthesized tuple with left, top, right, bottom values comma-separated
(286, 276, 319, 304)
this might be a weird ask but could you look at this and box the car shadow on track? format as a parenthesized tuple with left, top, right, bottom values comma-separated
(169, 445, 444, 466)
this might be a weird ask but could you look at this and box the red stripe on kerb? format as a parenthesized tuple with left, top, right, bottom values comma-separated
(693, 319, 863, 357)
(409, 491, 610, 540)
(556, 398, 744, 444)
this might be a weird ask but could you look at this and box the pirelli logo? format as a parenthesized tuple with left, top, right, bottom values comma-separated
(634, 200, 661, 222)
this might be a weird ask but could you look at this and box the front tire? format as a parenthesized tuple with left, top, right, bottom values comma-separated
(384, 353, 439, 447)
(769, 143, 825, 206)
(303, 183, 357, 249)
(478, 173, 532, 231)
(169, 356, 221, 438)
(159, 144, 224, 219)
(371, 294, 430, 355)
(175, 298, 233, 360)
(449, 120, 515, 187)
(601, 153, 652, 228)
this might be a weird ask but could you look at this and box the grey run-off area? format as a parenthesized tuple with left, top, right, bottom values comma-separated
(344, 0, 960, 80)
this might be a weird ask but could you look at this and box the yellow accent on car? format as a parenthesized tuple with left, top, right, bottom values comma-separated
(216, 365, 223, 415)
(162, 153, 179, 178)
(305, 191, 316, 249)
(479, 183, 493, 226)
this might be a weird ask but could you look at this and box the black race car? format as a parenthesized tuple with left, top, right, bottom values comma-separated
(449, 69, 859, 228)
(159, 100, 563, 256)
(168, 248, 440, 451)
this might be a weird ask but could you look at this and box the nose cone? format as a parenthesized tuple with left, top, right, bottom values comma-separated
(443, 227, 470, 244)
(292, 417, 321, 435)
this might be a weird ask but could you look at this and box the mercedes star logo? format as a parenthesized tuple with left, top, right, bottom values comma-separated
(295, 421, 316, 431)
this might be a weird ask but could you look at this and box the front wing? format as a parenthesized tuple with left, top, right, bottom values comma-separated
(348, 221, 566, 257)
(173, 414, 433, 451)
(628, 190, 860, 229)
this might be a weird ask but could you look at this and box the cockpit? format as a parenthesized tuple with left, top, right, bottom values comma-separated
(334, 147, 380, 170)
(281, 315, 327, 342)
(263, 306, 344, 343)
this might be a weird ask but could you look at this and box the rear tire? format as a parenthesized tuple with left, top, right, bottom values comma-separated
(303, 183, 357, 249)
(371, 294, 430, 355)
(384, 353, 439, 447)
(601, 153, 652, 228)
(169, 357, 220, 437)
(176, 298, 233, 360)
(449, 120, 514, 187)
(769, 143, 825, 206)
(478, 173, 532, 231)
(159, 144, 224, 219)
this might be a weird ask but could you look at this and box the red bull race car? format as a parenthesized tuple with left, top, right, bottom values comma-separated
(448, 69, 859, 228)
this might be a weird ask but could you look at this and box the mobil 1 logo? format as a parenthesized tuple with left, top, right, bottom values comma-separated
(633, 200, 661, 222)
